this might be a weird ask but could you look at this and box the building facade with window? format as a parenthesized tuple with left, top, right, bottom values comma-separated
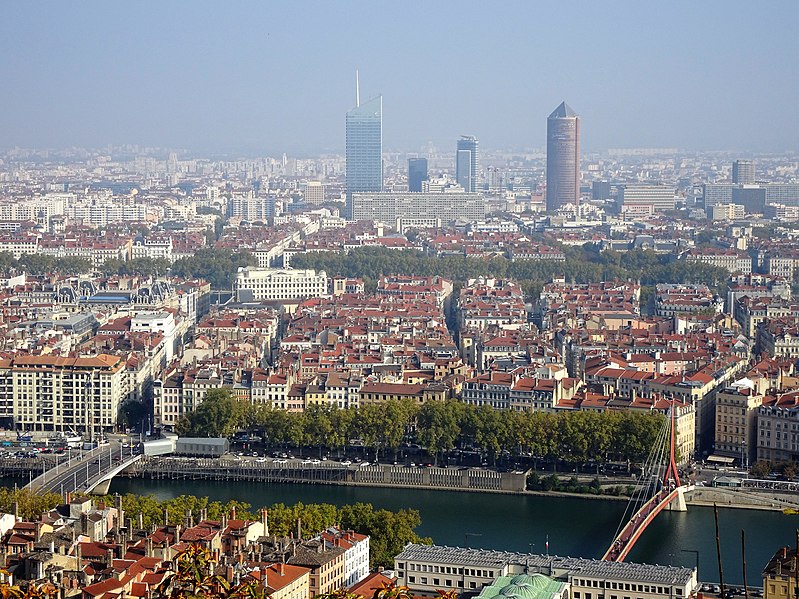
(0, 354, 126, 434)
(394, 544, 696, 599)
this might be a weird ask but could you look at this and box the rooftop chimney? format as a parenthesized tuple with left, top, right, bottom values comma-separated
(230, 506, 236, 521)
(261, 509, 269, 536)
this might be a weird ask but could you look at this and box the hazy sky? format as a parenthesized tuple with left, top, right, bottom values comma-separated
(2, 1, 798, 154)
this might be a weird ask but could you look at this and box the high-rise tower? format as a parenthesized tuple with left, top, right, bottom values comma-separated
(732, 160, 755, 185)
(456, 136, 478, 192)
(546, 102, 580, 212)
(346, 73, 382, 218)
(408, 157, 428, 192)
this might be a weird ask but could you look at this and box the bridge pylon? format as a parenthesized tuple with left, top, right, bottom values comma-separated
(601, 397, 691, 561)
(662, 396, 686, 511)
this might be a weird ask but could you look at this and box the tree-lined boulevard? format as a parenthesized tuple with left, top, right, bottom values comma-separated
(177, 389, 663, 468)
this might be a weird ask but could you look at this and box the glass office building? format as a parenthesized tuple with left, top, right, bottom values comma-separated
(346, 95, 383, 217)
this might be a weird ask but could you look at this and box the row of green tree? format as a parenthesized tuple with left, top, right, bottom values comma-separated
(0, 246, 256, 289)
(177, 390, 664, 466)
(0, 487, 64, 520)
(101, 248, 257, 288)
(170, 247, 257, 288)
(0, 251, 94, 276)
(101, 493, 429, 569)
(289, 246, 730, 296)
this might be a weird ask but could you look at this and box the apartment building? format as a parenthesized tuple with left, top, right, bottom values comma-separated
(235, 268, 329, 302)
(759, 320, 799, 359)
(320, 528, 370, 588)
(131, 236, 173, 262)
(733, 296, 799, 338)
(685, 249, 752, 274)
(756, 392, 799, 463)
(0, 354, 126, 434)
(358, 382, 447, 406)
(0, 234, 39, 258)
(714, 378, 767, 465)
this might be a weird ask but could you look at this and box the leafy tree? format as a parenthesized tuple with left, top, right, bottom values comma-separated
(372, 581, 414, 599)
(289, 246, 730, 302)
(0, 488, 63, 520)
(155, 544, 230, 598)
(98, 494, 430, 571)
(355, 400, 417, 462)
(750, 460, 771, 479)
(416, 401, 462, 465)
(171, 248, 257, 289)
(175, 389, 249, 438)
(339, 502, 431, 569)
(782, 461, 798, 481)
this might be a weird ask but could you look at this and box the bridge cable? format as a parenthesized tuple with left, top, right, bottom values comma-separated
(609, 415, 671, 546)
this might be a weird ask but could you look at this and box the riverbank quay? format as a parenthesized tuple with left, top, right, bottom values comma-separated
(123, 455, 529, 493)
(111, 456, 799, 511)
(685, 486, 799, 511)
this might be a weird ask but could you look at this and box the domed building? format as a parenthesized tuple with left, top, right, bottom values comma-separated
(476, 573, 569, 599)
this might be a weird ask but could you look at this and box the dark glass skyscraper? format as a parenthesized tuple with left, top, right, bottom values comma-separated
(346, 94, 382, 217)
(408, 157, 428, 192)
(456, 135, 478, 192)
(546, 102, 580, 212)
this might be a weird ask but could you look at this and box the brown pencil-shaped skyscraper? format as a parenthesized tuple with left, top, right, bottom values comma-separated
(546, 101, 580, 212)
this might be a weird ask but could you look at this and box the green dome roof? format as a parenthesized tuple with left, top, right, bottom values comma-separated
(478, 574, 565, 599)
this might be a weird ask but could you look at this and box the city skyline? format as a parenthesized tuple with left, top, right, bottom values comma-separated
(1, 2, 798, 154)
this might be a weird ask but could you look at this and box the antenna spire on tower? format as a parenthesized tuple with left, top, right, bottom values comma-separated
(355, 69, 360, 107)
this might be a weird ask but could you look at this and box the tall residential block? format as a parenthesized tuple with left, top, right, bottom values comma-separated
(456, 136, 478, 192)
(732, 159, 755, 184)
(546, 102, 580, 212)
(0, 354, 126, 434)
(302, 181, 325, 205)
(346, 88, 383, 218)
(408, 158, 428, 192)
